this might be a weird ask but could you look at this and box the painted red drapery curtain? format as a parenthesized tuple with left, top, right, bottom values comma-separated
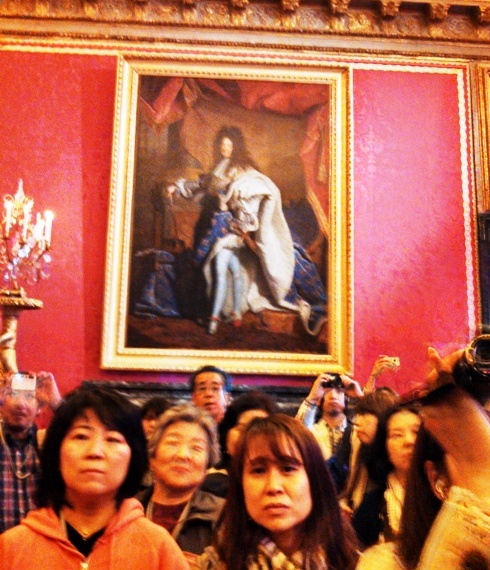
(139, 77, 331, 235)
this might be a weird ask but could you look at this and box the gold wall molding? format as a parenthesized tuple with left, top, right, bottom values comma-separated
(476, 64, 490, 212)
(0, 1, 490, 50)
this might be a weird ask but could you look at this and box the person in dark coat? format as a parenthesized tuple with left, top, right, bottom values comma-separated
(136, 404, 224, 565)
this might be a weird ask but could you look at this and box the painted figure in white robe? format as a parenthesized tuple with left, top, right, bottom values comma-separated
(168, 126, 326, 335)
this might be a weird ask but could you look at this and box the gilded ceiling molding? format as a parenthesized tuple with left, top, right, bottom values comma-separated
(329, 0, 351, 15)
(230, 0, 250, 9)
(282, 0, 301, 12)
(380, 0, 401, 17)
(429, 3, 450, 19)
(35, 0, 50, 16)
(0, 0, 483, 24)
(0, 0, 489, 48)
(479, 5, 490, 21)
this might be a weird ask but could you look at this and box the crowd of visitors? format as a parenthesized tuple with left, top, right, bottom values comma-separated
(0, 347, 489, 569)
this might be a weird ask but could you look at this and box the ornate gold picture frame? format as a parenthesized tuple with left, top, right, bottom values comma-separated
(476, 63, 490, 213)
(102, 49, 351, 375)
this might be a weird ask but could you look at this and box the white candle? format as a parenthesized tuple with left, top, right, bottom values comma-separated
(33, 212, 45, 242)
(4, 199, 13, 237)
(44, 210, 53, 246)
(22, 201, 32, 241)
(17, 178, 23, 196)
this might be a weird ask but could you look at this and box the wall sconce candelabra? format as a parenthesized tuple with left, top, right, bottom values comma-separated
(0, 179, 53, 373)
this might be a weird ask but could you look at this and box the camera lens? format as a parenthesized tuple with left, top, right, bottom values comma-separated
(452, 335, 490, 404)
(472, 336, 490, 373)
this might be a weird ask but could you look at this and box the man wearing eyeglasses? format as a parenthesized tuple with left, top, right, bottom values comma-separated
(189, 365, 232, 424)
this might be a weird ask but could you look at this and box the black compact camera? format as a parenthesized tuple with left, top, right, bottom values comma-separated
(321, 374, 343, 390)
(452, 335, 490, 402)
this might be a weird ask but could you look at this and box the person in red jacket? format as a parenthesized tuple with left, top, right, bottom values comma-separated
(0, 385, 189, 570)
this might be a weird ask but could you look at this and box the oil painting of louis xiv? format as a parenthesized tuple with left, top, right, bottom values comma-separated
(129, 76, 332, 354)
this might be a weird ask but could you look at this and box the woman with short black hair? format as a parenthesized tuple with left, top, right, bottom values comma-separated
(0, 385, 189, 570)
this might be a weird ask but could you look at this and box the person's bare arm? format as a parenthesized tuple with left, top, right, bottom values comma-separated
(363, 355, 400, 393)
(421, 347, 490, 502)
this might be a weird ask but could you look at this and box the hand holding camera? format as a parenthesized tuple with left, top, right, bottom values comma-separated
(0, 371, 36, 393)
(11, 372, 37, 392)
(414, 335, 490, 405)
(35, 371, 62, 411)
(312, 372, 363, 399)
(364, 355, 400, 393)
(0, 372, 37, 407)
(0, 370, 61, 411)
(306, 372, 340, 404)
(369, 355, 400, 378)
(320, 374, 344, 390)
(420, 347, 490, 503)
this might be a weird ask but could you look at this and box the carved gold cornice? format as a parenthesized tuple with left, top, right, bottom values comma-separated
(0, 0, 489, 49)
(429, 3, 450, 20)
(480, 4, 490, 21)
(329, 0, 350, 15)
(380, 1, 402, 18)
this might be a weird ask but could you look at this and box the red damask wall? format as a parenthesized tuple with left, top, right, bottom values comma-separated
(0, 51, 478, 399)
(352, 67, 476, 393)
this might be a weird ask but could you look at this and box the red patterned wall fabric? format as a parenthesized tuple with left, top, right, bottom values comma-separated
(0, 52, 478, 400)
